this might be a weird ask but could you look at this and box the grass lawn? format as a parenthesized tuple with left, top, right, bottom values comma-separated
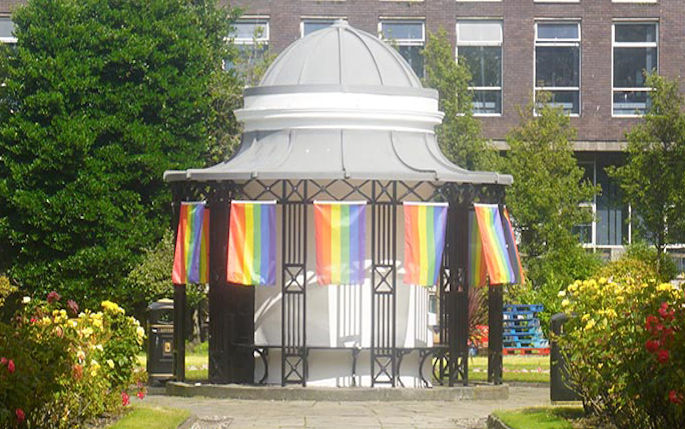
(494, 407, 584, 429)
(468, 355, 549, 383)
(107, 406, 189, 429)
(139, 343, 550, 383)
(138, 342, 209, 381)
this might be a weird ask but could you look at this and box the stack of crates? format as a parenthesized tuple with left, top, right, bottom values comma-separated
(503, 304, 550, 355)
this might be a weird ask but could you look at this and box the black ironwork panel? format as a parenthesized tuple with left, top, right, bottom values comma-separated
(371, 181, 397, 386)
(281, 180, 308, 386)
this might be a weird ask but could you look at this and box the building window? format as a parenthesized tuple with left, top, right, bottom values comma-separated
(0, 17, 16, 44)
(534, 22, 581, 115)
(380, 20, 425, 78)
(227, 19, 270, 78)
(574, 155, 631, 249)
(301, 19, 340, 37)
(612, 22, 658, 116)
(456, 21, 502, 115)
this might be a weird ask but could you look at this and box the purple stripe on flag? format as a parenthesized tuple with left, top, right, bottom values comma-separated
(349, 205, 359, 284)
(188, 205, 204, 283)
(431, 206, 447, 285)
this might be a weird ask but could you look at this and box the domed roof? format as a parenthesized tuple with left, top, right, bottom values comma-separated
(259, 20, 423, 89)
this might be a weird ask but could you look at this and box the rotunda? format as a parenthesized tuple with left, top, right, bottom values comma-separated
(165, 21, 511, 387)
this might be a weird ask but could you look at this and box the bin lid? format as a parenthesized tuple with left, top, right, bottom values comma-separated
(147, 298, 174, 312)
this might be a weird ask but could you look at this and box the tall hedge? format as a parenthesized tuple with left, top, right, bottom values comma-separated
(0, 0, 237, 308)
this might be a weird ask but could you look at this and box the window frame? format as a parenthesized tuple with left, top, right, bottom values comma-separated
(456, 20, 503, 117)
(300, 18, 344, 38)
(232, 18, 270, 45)
(534, 21, 582, 117)
(378, 19, 426, 78)
(611, 21, 659, 118)
(0, 16, 15, 44)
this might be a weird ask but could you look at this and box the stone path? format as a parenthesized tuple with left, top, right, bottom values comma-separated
(143, 386, 549, 428)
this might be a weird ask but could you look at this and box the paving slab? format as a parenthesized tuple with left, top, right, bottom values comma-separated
(143, 385, 549, 428)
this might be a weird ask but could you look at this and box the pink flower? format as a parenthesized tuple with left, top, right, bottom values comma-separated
(16, 408, 25, 423)
(645, 340, 660, 353)
(657, 349, 669, 364)
(46, 291, 61, 304)
(67, 299, 79, 316)
(121, 391, 130, 406)
(30, 318, 37, 324)
(669, 390, 683, 404)
(72, 364, 83, 380)
(136, 390, 145, 400)
(0, 357, 6, 366)
(8, 359, 15, 373)
(645, 315, 659, 332)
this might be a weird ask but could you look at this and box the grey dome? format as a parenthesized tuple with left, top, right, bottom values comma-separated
(259, 20, 423, 89)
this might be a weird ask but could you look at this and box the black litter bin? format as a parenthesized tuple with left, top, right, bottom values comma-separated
(147, 299, 174, 384)
(550, 313, 581, 402)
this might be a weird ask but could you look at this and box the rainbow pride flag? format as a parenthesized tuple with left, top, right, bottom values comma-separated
(473, 204, 517, 285)
(172, 202, 210, 285)
(501, 207, 524, 285)
(403, 202, 448, 286)
(314, 201, 366, 285)
(227, 201, 276, 286)
(468, 211, 488, 288)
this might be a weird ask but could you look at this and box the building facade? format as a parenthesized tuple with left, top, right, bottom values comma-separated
(1, 0, 683, 262)
(226, 0, 685, 264)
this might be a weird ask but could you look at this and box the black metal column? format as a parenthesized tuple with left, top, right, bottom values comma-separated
(450, 201, 471, 386)
(449, 202, 470, 386)
(281, 180, 308, 386)
(207, 184, 256, 384)
(171, 184, 186, 382)
(371, 181, 397, 387)
(488, 282, 503, 384)
(208, 185, 231, 383)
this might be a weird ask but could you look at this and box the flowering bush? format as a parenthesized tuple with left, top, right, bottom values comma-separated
(0, 293, 146, 428)
(557, 276, 684, 428)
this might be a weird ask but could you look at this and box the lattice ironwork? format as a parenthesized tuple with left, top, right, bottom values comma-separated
(370, 182, 397, 386)
(170, 178, 508, 387)
(281, 181, 308, 386)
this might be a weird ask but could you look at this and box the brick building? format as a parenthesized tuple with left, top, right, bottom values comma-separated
(1, 0, 683, 261)
(225, 0, 685, 262)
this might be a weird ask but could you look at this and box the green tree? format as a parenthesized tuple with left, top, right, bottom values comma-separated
(502, 95, 600, 327)
(0, 0, 238, 308)
(423, 28, 496, 170)
(610, 74, 685, 273)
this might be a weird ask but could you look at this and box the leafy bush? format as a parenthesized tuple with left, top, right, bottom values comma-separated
(558, 276, 684, 428)
(506, 245, 602, 333)
(0, 293, 146, 428)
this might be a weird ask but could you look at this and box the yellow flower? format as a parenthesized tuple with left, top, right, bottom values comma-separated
(41, 316, 51, 325)
(581, 314, 590, 322)
(106, 359, 115, 369)
(557, 290, 566, 298)
(561, 299, 570, 308)
(136, 326, 145, 339)
(584, 319, 596, 331)
(101, 300, 124, 314)
(657, 283, 673, 292)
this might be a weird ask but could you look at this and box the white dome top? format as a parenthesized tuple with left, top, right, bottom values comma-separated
(259, 20, 423, 89)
